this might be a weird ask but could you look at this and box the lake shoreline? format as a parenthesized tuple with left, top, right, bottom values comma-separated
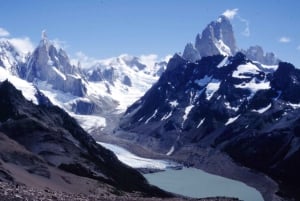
(144, 167, 263, 201)
(95, 134, 282, 201)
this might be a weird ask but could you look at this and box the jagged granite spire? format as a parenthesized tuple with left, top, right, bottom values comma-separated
(195, 15, 237, 57)
(24, 31, 86, 97)
(41, 30, 48, 40)
(182, 42, 200, 62)
(242, 45, 279, 65)
(182, 15, 237, 62)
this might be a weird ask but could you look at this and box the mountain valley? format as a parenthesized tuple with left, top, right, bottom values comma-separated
(0, 10, 299, 201)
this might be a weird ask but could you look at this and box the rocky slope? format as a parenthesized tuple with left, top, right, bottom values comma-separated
(0, 181, 241, 201)
(0, 80, 173, 198)
(118, 51, 300, 200)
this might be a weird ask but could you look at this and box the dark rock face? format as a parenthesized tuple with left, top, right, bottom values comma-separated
(119, 53, 300, 200)
(182, 15, 238, 62)
(0, 80, 170, 197)
(182, 43, 201, 62)
(182, 16, 278, 66)
(123, 75, 132, 87)
(195, 16, 237, 57)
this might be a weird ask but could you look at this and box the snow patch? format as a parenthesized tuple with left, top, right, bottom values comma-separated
(52, 67, 66, 80)
(73, 114, 106, 133)
(183, 105, 194, 122)
(232, 63, 260, 79)
(0, 67, 38, 104)
(224, 102, 239, 112)
(161, 111, 173, 121)
(169, 100, 179, 107)
(287, 102, 300, 109)
(197, 118, 206, 128)
(252, 104, 272, 114)
(166, 146, 175, 156)
(215, 40, 232, 56)
(206, 79, 221, 100)
(225, 115, 240, 126)
(234, 78, 270, 98)
(217, 56, 230, 68)
(145, 109, 158, 124)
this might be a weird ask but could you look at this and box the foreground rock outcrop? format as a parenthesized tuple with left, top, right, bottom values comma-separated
(0, 181, 241, 201)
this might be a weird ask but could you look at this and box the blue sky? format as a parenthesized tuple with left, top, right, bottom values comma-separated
(1, 0, 300, 66)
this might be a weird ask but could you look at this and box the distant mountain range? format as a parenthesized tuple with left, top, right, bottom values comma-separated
(0, 10, 299, 201)
(0, 33, 168, 135)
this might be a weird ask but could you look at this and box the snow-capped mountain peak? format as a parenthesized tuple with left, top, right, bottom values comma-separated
(24, 32, 86, 97)
(0, 39, 27, 76)
(0, 31, 169, 134)
(195, 15, 237, 57)
(182, 15, 278, 66)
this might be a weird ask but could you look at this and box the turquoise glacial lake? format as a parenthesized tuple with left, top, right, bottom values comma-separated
(144, 167, 264, 201)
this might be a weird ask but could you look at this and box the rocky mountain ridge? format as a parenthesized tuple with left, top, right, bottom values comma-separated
(118, 52, 300, 200)
(0, 34, 168, 134)
(182, 14, 278, 65)
(0, 80, 172, 198)
(117, 14, 299, 200)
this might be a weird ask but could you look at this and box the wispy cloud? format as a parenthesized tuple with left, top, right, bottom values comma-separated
(222, 9, 250, 37)
(0, 27, 10, 37)
(0, 27, 34, 54)
(222, 8, 239, 20)
(279, 37, 291, 43)
(52, 38, 68, 50)
(238, 16, 250, 37)
(8, 37, 35, 54)
(297, 45, 300, 51)
(71, 51, 100, 69)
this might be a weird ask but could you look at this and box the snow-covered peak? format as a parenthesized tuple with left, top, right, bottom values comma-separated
(39, 30, 50, 49)
(84, 54, 169, 111)
(41, 30, 48, 40)
(195, 15, 236, 57)
(25, 33, 86, 97)
(85, 54, 170, 87)
(0, 39, 26, 75)
(182, 14, 237, 62)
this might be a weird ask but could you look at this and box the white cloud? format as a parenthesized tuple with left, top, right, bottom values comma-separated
(279, 37, 291, 43)
(71, 51, 100, 69)
(237, 16, 250, 37)
(8, 37, 35, 54)
(222, 8, 239, 20)
(52, 38, 68, 50)
(0, 27, 10, 37)
(222, 9, 250, 37)
(297, 45, 300, 50)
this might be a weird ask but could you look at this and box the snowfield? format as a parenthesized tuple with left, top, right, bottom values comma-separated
(0, 67, 38, 104)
